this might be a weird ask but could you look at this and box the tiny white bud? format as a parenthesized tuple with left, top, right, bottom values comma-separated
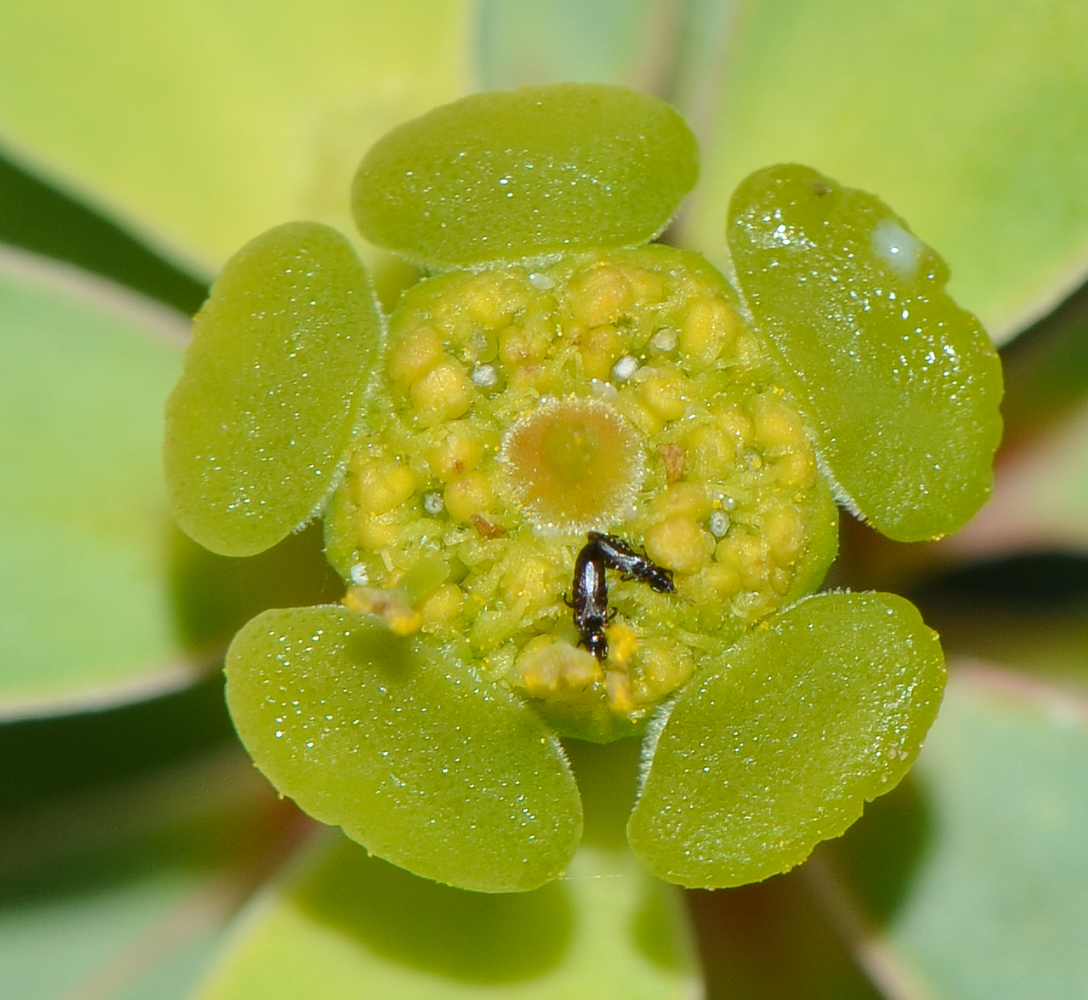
(471, 364, 498, 388)
(528, 271, 556, 290)
(611, 355, 639, 381)
(650, 327, 678, 352)
(349, 563, 370, 586)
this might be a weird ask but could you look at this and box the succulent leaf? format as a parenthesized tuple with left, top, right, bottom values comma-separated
(728, 165, 1003, 541)
(628, 590, 945, 887)
(353, 84, 699, 268)
(225, 605, 583, 892)
(165, 222, 383, 556)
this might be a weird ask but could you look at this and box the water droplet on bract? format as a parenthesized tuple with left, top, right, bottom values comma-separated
(872, 219, 922, 281)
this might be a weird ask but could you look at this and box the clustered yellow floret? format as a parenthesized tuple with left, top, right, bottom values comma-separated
(323, 245, 835, 736)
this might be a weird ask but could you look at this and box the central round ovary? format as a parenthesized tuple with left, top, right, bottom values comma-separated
(500, 397, 644, 534)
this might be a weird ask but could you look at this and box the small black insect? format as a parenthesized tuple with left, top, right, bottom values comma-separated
(569, 540, 613, 661)
(587, 532, 675, 593)
(569, 532, 675, 661)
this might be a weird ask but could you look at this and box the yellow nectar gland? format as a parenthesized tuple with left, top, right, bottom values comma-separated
(323, 246, 837, 740)
(500, 397, 644, 535)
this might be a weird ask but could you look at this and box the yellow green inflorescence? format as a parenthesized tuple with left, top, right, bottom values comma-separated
(324, 245, 838, 741)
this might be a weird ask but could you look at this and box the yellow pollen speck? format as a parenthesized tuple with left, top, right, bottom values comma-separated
(343, 586, 422, 636)
(516, 637, 601, 698)
(605, 621, 640, 668)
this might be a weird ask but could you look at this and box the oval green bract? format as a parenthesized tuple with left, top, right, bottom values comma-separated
(352, 83, 699, 268)
(164, 222, 383, 557)
(225, 606, 583, 892)
(727, 165, 1003, 542)
(627, 591, 945, 888)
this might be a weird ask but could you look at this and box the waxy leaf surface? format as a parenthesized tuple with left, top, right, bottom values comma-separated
(225, 606, 582, 892)
(628, 591, 945, 887)
(165, 222, 382, 557)
(352, 84, 698, 268)
(729, 165, 1003, 541)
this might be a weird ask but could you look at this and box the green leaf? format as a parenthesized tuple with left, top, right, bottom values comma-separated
(628, 591, 945, 888)
(0, 747, 292, 1000)
(0, 250, 197, 717)
(728, 164, 1004, 542)
(681, 0, 1088, 342)
(475, 0, 662, 91)
(194, 833, 699, 1000)
(822, 668, 1088, 998)
(352, 84, 698, 268)
(164, 222, 383, 558)
(225, 605, 583, 892)
(0, 1, 473, 274)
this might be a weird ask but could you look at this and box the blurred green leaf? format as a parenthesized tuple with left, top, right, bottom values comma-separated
(0, 248, 340, 718)
(193, 833, 699, 1000)
(476, 0, 668, 91)
(0, 745, 299, 1000)
(681, 0, 1088, 343)
(0, 1, 474, 275)
(0, 250, 194, 716)
(818, 668, 1088, 998)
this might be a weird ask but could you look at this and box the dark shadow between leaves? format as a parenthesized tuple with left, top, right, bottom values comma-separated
(1000, 266, 1088, 433)
(293, 837, 573, 984)
(822, 774, 934, 925)
(910, 554, 1088, 691)
(562, 736, 642, 851)
(169, 523, 341, 652)
(563, 738, 691, 974)
(0, 148, 208, 315)
(0, 674, 235, 815)
(687, 870, 884, 1000)
(683, 778, 934, 998)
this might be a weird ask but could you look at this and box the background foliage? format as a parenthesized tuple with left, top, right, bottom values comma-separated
(2, 1, 1088, 997)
